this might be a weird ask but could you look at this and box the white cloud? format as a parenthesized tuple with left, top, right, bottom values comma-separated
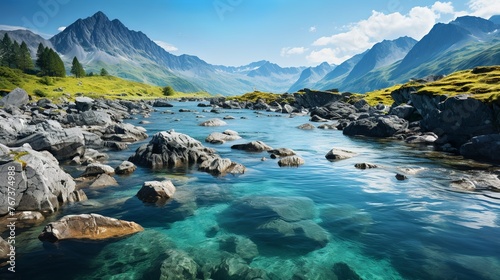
(154, 40, 178, 52)
(58, 26, 66, 32)
(468, 0, 500, 19)
(309, 26, 317, 33)
(280, 47, 308, 57)
(309, 1, 458, 65)
(0, 25, 28, 31)
(306, 48, 351, 65)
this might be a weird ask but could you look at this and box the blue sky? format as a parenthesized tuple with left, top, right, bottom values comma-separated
(0, 0, 499, 67)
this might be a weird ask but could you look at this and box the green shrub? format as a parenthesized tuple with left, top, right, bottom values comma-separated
(39, 76, 53, 86)
(33, 89, 47, 97)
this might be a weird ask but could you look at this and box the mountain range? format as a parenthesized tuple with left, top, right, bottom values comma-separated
(1, 11, 499, 95)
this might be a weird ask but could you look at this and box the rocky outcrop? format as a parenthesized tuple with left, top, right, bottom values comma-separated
(231, 141, 273, 152)
(13, 120, 86, 161)
(75, 97, 94, 111)
(129, 130, 217, 168)
(137, 180, 176, 203)
(153, 100, 174, 107)
(460, 134, 500, 163)
(343, 115, 408, 138)
(0, 144, 84, 215)
(310, 101, 358, 120)
(64, 111, 113, 126)
(0, 88, 29, 108)
(38, 213, 143, 242)
(293, 89, 343, 108)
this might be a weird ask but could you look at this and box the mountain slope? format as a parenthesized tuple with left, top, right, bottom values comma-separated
(0, 30, 53, 56)
(313, 51, 367, 90)
(288, 62, 334, 92)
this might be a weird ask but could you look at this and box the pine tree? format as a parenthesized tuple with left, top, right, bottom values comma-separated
(18, 41, 34, 72)
(8, 41, 20, 69)
(0, 33, 12, 66)
(100, 67, 109, 76)
(70, 56, 85, 78)
(37, 46, 66, 77)
(36, 43, 46, 72)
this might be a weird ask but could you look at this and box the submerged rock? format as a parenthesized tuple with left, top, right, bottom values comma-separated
(297, 123, 316, 130)
(38, 213, 143, 242)
(219, 235, 259, 262)
(333, 262, 363, 280)
(160, 249, 199, 280)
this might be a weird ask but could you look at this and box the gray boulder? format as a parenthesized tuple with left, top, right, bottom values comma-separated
(65, 111, 113, 126)
(390, 104, 416, 120)
(137, 180, 176, 203)
(89, 174, 118, 188)
(0, 144, 84, 215)
(405, 132, 438, 144)
(0, 117, 27, 145)
(13, 121, 86, 161)
(198, 158, 246, 176)
(460, 134, 500, 163)
(129, 130, 217, 168)
(0, 88, 29, 108)
(231, 141, 273, 152)
(75, 97, 94, 111)
(298, 123, 315, 130)
(115, 160, 137, 175)
(101, 123, 148, 142)
(81, 163, 115, 177)
(160, 249, 199, 280)
(278, 156, 305, 167)
(343, 115, 408, 138)
(325, 148, 357, 161)
(268, 148, 296, 158)
(153, 100, 174, 107)
(205, 130, 241, 144)
(199, 118, 227, 127)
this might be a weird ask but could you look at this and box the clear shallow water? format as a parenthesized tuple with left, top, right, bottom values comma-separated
(3, 102, 500, 280)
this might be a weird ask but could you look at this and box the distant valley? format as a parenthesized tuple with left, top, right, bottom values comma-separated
(1, 12, 499, 96)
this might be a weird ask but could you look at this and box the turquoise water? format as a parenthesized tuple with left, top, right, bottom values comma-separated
(3, 102, 500, 279)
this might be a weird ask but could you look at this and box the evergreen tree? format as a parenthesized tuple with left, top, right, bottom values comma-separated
(8, 41, 20, 69)
(35, 43, 45, 71)
(36, 45, 65, 77)
(100, 67, 109, 76)
(0, 33, 13, 66)
(18, 41, 34, 72)
(70, 56, 85, 78)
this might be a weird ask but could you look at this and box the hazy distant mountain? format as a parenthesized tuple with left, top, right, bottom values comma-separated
(490, 15, 500, 24)
(288, 62, 334, 92)
(345, 36, 416, 82)
(0, 29, 53, 56)
(313, 51, 367, 91)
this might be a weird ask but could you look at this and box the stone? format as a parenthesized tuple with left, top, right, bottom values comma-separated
(395, 173, 408, 181)
(320, 204, 373, 236)
(223, 115, 236, 120)
(460, 134, 500, 163)
(278, 156, 305, 167)
(153, 100, 174, 107)
(13, 121, 86, 161)
(129, 130, 217, 169)
(115, 161, 137, 175)
(212, 256, 269, 280)
(80, 148, 109, 165)
(0, 88, 29, 108)
(405, 133, 438, 144)
(293, 89, 344, 108)
(199, 118, 227, 127)
(219, 235, 259, 262)
(297, 123, 315, 130)
(325, 148, 357, 161)
(137, 180, 176, 203)
(0, 236, 10, 263)
(310, 115, 329, 122)
(0, 144, 82, 215)
(333, 262, 363, 280)
(343, 115, 408, 138)
(160, 249, 199, 280)
(38, 213, 143, 242)
(75, 97, 94, 111)
(390, 104, 416, 120)
(205, 130, 241, 144)
(268, 148, 296, 158)
(198, 158, 246, 176)
(102, 123, 148, 142)
(89, 174, 118, 188)
(65, 111, 113, 126)
(354, 163, 378, 169)
(318, 123, 338, 130)
(259, 219, 330, 249)
(231, 141, 273, 152)
(81, 163, 115, 177)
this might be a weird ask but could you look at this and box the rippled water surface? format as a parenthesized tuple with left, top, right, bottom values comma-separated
(3, 102, 500, 280)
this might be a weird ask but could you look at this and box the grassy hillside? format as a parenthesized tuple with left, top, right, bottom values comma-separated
(358, 65, 500, 105)
(0, 67, 211, 101)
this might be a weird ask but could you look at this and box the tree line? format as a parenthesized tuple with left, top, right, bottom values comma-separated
(0, 33, 110, 78)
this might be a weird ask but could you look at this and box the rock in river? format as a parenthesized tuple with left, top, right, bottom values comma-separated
(325, 148, 357, 161)
(137, 180, 176, 203)
(231, 141, 273, 152)
(38, 213, 143, 242)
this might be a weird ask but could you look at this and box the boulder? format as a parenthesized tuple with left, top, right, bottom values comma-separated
(0, 88, 29, 108)
(231, 141, 273, 152)
(256, 219, 330, 249)
(129, 130, 217, 168)
(310, 101, 358, 120)
(395, 173, 408, 181)
(333, 262, 363, 280)
(160, 249, 199, 280)
(153, 100, 174, 107)
(205, 130, 241, 144)
(79, 148, 109, 165)
(199, 118, 227, 127)
(268, 148, 296, 158)
(89, 174, 118, 188)
(65, 111, 113, 126)
(310, 115, 329, 122)
(137, 180, 176, 203)
(0, 117, 27, 145)
(101, 123, 148, 142)
(354, 163, 378, 169)
(343, 115, 408, 138)
(198, 158, 246, 176)
(278, 156, 305, 167)
(320, 204, 373, 236)
(13, 121, 86, 161)
(297, 123, 315, 130)
(212, 256, 269, 280)
(460, 134, 500, 163)
(75, 97, 94, 111)
(390, 104, 416, 120)
(325, 148, 357, 161)
(38, 213, 143, 242)
(405, 133, 438, 144)
(115, 161, 137, 175)
(0, 144, 84, 215)
(219, 235, 259, 262)
(293, 89, 343, 108)
(81, 163, 115, 177)
(318, 123, 338, 130)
